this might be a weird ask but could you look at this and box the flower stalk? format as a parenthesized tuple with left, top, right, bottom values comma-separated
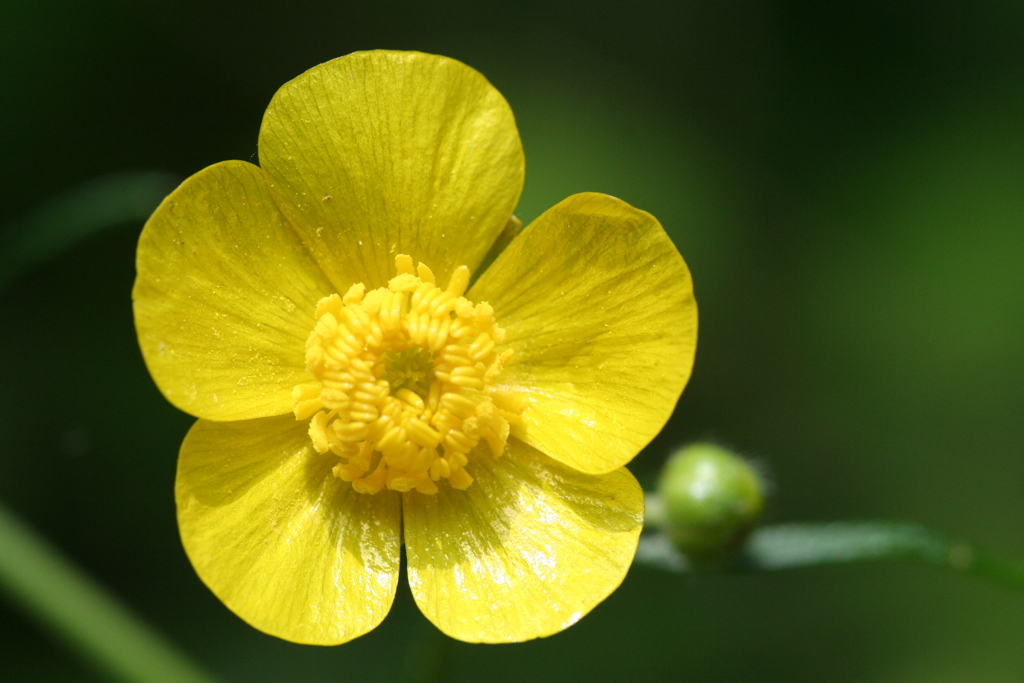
(641, 495, 1024, 590)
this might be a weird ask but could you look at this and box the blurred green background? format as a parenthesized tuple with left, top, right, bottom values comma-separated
(2, 1, 1024, 680)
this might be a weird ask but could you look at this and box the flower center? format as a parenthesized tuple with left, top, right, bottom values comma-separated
(382, 347, 434, 397)
(293, 254, 521, 495)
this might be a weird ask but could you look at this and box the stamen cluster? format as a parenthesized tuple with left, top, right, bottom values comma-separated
(293, 255, 519, 494)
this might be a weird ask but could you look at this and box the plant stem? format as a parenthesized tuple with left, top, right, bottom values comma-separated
(640, 493, 1024, 590)
(0, 501, 220, 683)
(401, 612, 450, 683)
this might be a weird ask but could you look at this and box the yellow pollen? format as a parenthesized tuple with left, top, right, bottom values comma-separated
(294, 256, 521, 495)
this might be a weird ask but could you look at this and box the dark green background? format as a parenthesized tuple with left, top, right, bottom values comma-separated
(2, 1, 1024, 680)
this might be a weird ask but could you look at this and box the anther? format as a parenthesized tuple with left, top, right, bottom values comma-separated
(292, 254, 520, 495)
(447, 265, 470, 296)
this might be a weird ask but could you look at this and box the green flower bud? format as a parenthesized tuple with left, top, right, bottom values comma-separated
(656, 442, 765, 565)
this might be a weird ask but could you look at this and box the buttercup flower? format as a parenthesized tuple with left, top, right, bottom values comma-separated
(133, 50, 697, 645)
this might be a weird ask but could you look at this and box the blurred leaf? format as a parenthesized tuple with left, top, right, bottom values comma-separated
(0, 171, 179, 290)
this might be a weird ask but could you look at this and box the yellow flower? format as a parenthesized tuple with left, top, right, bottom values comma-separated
(132, 50, 697, 645)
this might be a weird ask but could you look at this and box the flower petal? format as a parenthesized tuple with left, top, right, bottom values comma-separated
(134, 160, 333, 421)
(177, 415, 402, 645)
(469, 193, 697, 474)
(403, 438, 644, 643)
(258, 50, 524, 291)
